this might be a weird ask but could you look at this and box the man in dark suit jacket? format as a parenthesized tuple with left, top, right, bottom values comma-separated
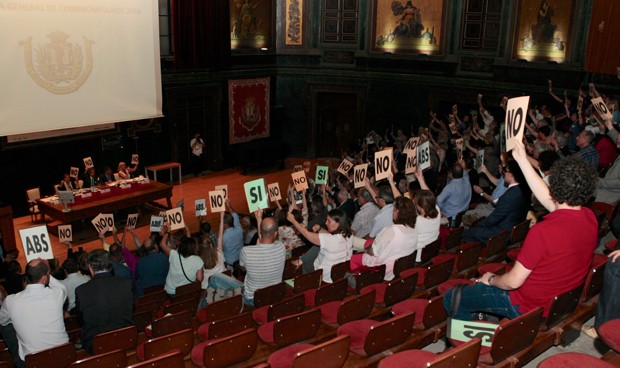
(463, 160, 529, 244)
(75, 249, 133, 354)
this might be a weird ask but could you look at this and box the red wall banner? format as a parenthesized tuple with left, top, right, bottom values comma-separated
(228, 77, 270, 144)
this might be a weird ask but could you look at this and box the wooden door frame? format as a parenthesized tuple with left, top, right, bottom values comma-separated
(307, 83, 368, 158)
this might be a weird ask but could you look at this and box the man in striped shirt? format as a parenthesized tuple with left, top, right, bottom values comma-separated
(239, 215, 286, 306)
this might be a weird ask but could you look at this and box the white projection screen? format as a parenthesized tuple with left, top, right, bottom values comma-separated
(0, 0, 163, 138)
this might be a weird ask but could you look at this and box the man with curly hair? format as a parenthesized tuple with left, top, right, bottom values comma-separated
(444, 140, 598, 320)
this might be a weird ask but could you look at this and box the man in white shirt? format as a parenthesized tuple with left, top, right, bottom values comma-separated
(190, 132, 205, 176)
(0, 259, 68, 367)
(60, 258, 90, 312)
(351, 188, 379, 238)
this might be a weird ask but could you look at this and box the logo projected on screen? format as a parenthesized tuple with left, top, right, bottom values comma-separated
(21, 32, 94, 94)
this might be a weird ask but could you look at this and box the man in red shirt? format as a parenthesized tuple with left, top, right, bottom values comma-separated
(444, 140, 598, 320)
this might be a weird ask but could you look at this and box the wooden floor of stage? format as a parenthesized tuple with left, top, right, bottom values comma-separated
(12, 158, 337, 268)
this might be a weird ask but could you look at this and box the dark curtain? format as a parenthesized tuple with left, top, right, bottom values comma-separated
(172, 0, 231, 69)
(584, 0, 620, 75)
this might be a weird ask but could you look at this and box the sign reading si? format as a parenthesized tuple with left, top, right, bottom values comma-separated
(374, 149, 392, 181)
(215, 185, 228, 200)
(195, 199, 207, 216)
(315, 165, 328, 185)
(244, 178, 269, 213)
(83, 156, 94, 169)
(165, 207, 185, 231)
(267, 183, 282, 201)
(591, 97, 613, 121)
(337, 159, 354, 176)
(208, 191, 226, 213)
(58, 225, 72, 243)
(447, 318, 499, 347)
(70, 167, 79, 179)
(19, 225, 54, 262)
(91, 213, 114, 234)
(505, 96, 530, 152)
(353, 163, 368, 188)
(150, 216, 163, 232)
(126, 213, 139, 230)
(291, 171, 309, 192)
(417, 141, 431, 170)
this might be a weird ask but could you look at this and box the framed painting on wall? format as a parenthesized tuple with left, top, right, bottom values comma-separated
(228, 78, 270, 144)
(230, 0, 272, 49)
(372, 0, 446, 54)
(283, 0, 304, 47)
(513, 0, 575, 62)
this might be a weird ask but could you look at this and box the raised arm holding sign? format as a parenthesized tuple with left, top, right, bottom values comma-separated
(591, 97, 613, 121)
(165, 207, 185, 231)
(505, 96, 530, 152)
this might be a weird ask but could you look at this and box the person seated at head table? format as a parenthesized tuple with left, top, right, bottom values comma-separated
(99, 166, 115, 183)
(82, 168, 101, 188)
(58, 173, 80, 191)
(117, 161, 138, 180)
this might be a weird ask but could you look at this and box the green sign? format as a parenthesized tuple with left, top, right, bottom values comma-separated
(315, 165, 329, 184)
(447, 318, 498, 347)
(244, 178, 269, 213)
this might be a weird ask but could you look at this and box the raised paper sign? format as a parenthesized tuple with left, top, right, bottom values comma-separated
(337, 159, 354, 175)
(150, 216, 164, 232)
(19, 225, 54, 262)
(244, 178, 269, 213)
(208, 191, 226, 213)
(591, 97, 613, 121)
(417, 141, 431, 170)
(505, 96, 530, 152)
(195, 199, 207, 217)
(126, 213, 139, 230)
(267, 183, 282, 201)
(374, 149, 392, 181)
(291, 171, 309, 192)
(215, 185, 228, 200)
(58, 225, 72, 243)
(70, 167, 79, 179)
(353, 164, 368, 189)
(83, 157, 94, 169)
(165, 207, 185, 231)
(315, 165, 328, 185)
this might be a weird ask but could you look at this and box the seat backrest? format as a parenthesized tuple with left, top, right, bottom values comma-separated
(142, 328, 194, 361)
(142, 284, 165, 295)
(330, 260, 350, 282)
(314, 278, 348, 307)
(337, 290, 376, 326)
(445, 227, 464, 252)
(134, 299, 161, 316)
(293, 335, 350, 368)
(25, 342, 77, 368)
(543, 284, 584, 330)
(485, 230, 508, 259)
(174, 281, 201, 297)
(203, 312, 256, 340)
(68, 348, 127, 368)
(163, 297, 198, 315)
(254, 282, 287, 308)
(198, 294, 244, 323)
(151, 310, 193, 338)
(356, 264, 386, 293)
(420, 239, 441, 264)
(393, 252, 417, 279)
(428, 338, 481, 368)
(364, 312, 415, 357)
(267, 293, 306, 322)
(383, 272, 417, 307)
(293, 269, 323, 293)
(136, 289, 167, 307)
(508, 219, 531, 246)
(26, 187, 41, 201)
(126, 349, 184, 368)
(581, 261, 607, 303)
(199, 329, 258, 368)
(92, 325, 137, 355)
(272, 308, 322, 347)
(455, 242, 483, 274)
(133, 310, 153, 332)
(421, 295, 448, 329)
(424, 257, 455, 289)
(489, 308, 543, 364)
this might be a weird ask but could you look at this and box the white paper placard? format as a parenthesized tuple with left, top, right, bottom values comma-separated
(417, 141, 431, 170)
(126, 213, 139, 230)
(215, 185, 228, 200)
(58, 225, 72, 243)
(293, 165, 303, 172)
(291, 171, 309, 191)
(591, 97, 613, 121)
(403, 137, 419, 154)
(405, 151, 418, 174)
(208, 191, 226, 213)
(303, 161, 311, 173)
(505, 96, 530, 152)
(83, 156, 94, 169)
(165, 207, 185, 231)
(337, 159, 354, 175)
(476, 149, 485, 171)
(70, 167, 79, 179)
(19, 225, 54, 262)
(131, 154, 139, 165)
(150, 216, 164, 232)
(92, 213, 114, 234)
(195, 199, 207, 217)
(374, 149, 392, 181)
(267, 183, 282, 201)
(353, 163, 369, 188)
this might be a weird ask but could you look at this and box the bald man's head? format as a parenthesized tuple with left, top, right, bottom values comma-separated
(260, 217, 278, 243)
(25, 258, 50, 285)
